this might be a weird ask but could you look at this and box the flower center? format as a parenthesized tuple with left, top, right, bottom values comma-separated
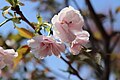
(61, 21, 72, 26)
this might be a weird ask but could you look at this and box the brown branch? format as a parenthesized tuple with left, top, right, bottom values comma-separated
(65, 0, 69, 7)
(110, 34, 120, 52)
(72, 0, 104, 57)
(85, 0, 108, 39)
(85, 0, 111, 80)
(11, 6, 35, 30)
(111, 31, 120, 37)
(102, 32, 111, 80)
(60, 56, 84, 80)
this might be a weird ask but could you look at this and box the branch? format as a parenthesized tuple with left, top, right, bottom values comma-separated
(72, 0, 103, 56)
(85, 1, 111, 80)
(65, 0, 69, 7)
(0, 18, 12, 27)
(60, 56, 84, 80)
(110, 31, 120, 37)
(11, 6, 35, 30)
(85, 0, 108, 39)
(110, 34, 120, 52)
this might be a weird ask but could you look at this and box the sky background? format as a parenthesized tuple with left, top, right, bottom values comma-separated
(0, 0, 120, 80)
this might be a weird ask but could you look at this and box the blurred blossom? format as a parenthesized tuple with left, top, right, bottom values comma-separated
(0, 47, 18, 69)
(27, 35, 65, 59)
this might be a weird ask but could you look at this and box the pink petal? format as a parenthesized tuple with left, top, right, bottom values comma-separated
(0, 61, 6, 69)
(53, 22, 76, 42)
(52, 43, 65, 57)
(70, 43, 82, 55)
(69, 21, 84, 33)
(51, 44, 61, 57)
(75, 30, 90, 44)
(62, 10, 76, 23)
(51, 15, 59, 24)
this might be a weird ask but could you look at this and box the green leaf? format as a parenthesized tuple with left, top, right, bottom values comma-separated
(1, 6, 10, 11)
(18, 2, 24, 6)
(12, 17, 21, 24)
(8, 12, 13, 17)
(6, 0, 14, 5)
(2, 7, 11, 18)
(42, 22, 51, 27)
(6, 0, 19, 7)
(42, 22, 52, 35)
(1, 6, 13, 18)
(16, 27, 35, 38)
(45, 26, 51, 35)
(116, 6, 120, 13)
(9, 34, 22, 42)
(37, 15, 42, 25)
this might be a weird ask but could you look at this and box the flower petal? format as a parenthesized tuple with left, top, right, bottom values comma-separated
(53, 22, 76, 42)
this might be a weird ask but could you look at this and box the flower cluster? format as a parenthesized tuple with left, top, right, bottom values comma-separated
(0, 47, 18, 69)
(28, 35, 65, 59)
(28, 6, 90, 59)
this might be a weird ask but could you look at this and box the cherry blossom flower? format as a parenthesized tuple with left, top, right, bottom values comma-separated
(0, 47, 18, 69)
(27, 35, 65, 59)
(51, 6, 84, 42)
(70, 31, 90, 55)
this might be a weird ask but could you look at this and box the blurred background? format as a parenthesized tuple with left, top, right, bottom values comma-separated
(0, 0, 120, 80)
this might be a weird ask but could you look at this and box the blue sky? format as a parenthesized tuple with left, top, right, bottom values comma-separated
(0, 0, 120, 80)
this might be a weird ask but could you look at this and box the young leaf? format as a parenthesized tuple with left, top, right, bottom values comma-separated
(18, 2, 24, 6)
(1, 6, 10, 11)
(12, 17, 21, 24)
(6, 0, 19, 7)
(42, 22, 51, 27)
(14, 45, 30, 68)
(37, 15, 42, 25)
(6, 0, 14, 5)
(16, 27, 34, 38)
(45, 26, 51, 35)
(116, 6, 120, 13)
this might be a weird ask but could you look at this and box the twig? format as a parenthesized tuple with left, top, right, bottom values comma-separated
(85, 0, 111, 80)
(65, 0, 69, 7)
(11, 6, 35, 30)
(60, 56, 84, 80)
(85, 0, 108, 39)
(110, 34, 120, 52)
(0, 18, 12, 27)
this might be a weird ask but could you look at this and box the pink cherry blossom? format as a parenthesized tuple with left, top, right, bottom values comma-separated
(27, 35, 65, 59)
(0, 47, 18, 69)
(70, 31, 90, 55)
(51, 6, 84, 43)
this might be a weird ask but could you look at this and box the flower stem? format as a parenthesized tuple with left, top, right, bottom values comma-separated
(60, 56, 84, 80)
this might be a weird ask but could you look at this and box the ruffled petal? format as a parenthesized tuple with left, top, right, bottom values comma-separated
(53, 22, 76, 42)
(70, 43, 82, 55)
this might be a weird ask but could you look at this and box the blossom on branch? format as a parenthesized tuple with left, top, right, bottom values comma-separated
(27, 35, 65, 59)
(52, 6, 90, 55)
(70, 31, 90, 55)
(51, 6, 84, 43)
(0, 47, 18, 69)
